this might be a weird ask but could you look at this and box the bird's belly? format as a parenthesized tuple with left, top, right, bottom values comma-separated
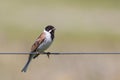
(37, 39, 52, 52)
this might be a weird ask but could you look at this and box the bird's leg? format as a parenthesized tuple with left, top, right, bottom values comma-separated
(45, 52, 51, 58)
(33, 51, 40, 59)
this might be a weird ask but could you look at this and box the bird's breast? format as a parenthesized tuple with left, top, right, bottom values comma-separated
(37, 35, 52, 52)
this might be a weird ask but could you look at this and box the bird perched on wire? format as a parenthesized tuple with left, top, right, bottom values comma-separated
(21, 25, 56, 72)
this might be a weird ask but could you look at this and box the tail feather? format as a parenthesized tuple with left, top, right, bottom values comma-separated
(21, 54, 33, 72)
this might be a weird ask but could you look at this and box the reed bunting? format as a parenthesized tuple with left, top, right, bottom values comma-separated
(21, 25, 56, 72)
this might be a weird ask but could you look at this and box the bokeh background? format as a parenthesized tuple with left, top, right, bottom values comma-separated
(0, 0, 120, 80)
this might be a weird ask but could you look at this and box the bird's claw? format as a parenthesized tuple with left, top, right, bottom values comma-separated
(46, 52, 51, 58)
(33, 52, 40, 59)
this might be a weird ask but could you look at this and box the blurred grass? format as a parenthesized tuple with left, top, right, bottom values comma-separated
(0, 0, 120, 80)
(2, 0, 120, 8)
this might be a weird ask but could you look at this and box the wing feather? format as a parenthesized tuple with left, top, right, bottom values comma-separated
(31, 32, 45, 52)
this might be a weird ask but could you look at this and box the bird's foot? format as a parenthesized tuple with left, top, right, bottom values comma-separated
(33, 52, 40, 59)
(45, 52, 51, 58)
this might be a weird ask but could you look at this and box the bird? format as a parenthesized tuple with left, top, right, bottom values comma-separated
(21, 25, 56, 72)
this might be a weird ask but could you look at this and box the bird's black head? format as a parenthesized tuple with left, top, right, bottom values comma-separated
(45, 25, 56, 40)
(45, 25, 55, 32)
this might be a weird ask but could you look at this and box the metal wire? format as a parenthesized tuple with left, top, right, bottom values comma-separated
(0, 52, 120, 55)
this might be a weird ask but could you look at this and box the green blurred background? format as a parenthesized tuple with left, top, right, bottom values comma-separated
(0, 0, 120, 80)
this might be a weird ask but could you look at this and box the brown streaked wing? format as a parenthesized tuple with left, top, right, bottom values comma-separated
(31, 32, 45, 52)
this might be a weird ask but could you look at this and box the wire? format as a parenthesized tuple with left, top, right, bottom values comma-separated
(0, 52, 119, 55)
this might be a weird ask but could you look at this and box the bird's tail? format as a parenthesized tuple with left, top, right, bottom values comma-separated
(21, 54, 33, 72)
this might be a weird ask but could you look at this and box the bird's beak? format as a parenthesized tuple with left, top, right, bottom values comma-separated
(52, 28, 56, 30)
